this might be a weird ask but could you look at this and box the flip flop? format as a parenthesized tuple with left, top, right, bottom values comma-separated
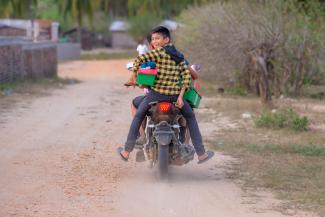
(197, 150, 214, 164)
(117, 147, 128, 162)
(124, 82, 137, 87)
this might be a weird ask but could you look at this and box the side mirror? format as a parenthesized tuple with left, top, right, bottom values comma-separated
(191, 64, 201, 72)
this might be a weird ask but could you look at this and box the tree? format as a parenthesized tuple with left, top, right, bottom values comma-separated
(176, 0, 324, 105)
(0, 0, 37, 19)
(100, 0, 128, 18)
(59, 0, 101, 42)
(127, 0, 219, 18)
(126, 0, 220, 41)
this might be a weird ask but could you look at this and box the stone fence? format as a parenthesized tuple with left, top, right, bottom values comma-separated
(0, 39, 57, 83)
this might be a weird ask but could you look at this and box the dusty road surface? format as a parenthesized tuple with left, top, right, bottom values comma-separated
(0, 60, 316, 217)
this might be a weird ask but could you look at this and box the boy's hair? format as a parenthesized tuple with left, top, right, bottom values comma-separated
(151, 26, 171, 40)
(146, 32, 152, 43)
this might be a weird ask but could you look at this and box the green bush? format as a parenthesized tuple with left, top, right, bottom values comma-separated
(291, 115, 309, 131)
(255, 109, 309, 131)
(0, 82, 17, 92)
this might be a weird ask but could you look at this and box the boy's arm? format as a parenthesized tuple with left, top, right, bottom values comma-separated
(189, 66, 199, 80)
(179, 60, 191, 89)
(176, 61, 192, 108)
(133, 48, 161, 76)
(176, 86, 186, 108)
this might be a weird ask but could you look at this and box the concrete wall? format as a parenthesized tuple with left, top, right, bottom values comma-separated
(111, 31, 136, 49)
(22, 43, 57, 79)
(0, 19, 59, 42)
(0, 27, 26, 37)
(57, 43, 80, 61)
(0, 40, 57, 83)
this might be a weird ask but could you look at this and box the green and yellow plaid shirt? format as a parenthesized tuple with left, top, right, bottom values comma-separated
(133, 45, 191, 96)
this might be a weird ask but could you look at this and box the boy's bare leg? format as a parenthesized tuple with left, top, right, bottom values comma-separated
(131, 104, 145, 137)
(131, 104, 137, 117)
(185, 127, 191, 144)
(139, 122, 145, 138)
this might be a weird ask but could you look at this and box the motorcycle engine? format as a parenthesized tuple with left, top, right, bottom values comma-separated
(179, 143, 195, 163)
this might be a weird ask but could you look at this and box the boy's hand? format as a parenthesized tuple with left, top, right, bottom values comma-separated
(124, 74, 136, 88)
(176, 96, 184, 108)
(176, 86, 186, 108)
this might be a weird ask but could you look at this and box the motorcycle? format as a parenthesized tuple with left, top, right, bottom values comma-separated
(125, 62, 197, 179)
(141, 101, 195, 179)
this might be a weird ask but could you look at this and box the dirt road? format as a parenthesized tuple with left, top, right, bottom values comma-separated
(0, 60, 316, 217)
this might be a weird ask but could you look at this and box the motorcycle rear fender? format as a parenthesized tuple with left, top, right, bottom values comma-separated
(154, 121, 174, 146)
(155, 133, 173, 146)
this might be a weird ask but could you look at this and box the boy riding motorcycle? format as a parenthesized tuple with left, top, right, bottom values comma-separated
(118, 26, 214, 164)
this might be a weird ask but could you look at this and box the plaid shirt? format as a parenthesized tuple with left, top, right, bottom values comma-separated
(133, 45, 191, 96)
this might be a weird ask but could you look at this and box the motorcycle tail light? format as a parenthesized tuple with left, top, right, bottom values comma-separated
(158, 102, 172, 113)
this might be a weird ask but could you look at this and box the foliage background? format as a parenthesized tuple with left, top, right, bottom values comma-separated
(175, 0, 325, 97)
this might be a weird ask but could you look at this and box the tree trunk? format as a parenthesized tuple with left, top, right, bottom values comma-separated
(247, 43, 274, 107)
(256, 56, 272, 107)
(77, 13, 82, 44)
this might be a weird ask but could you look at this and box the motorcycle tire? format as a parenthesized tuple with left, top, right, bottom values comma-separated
(158, 145, 169, 180)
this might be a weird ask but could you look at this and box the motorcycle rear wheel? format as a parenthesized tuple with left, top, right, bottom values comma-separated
(158, 145, 169, 180)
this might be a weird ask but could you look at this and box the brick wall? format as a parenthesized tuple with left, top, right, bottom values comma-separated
(0, 40, 57, 83)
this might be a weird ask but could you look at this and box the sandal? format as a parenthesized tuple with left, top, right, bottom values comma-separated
(117, 147, 128, 162)
(197, 150, 214, 164)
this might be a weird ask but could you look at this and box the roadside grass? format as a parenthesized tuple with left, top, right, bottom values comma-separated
(199, 92, 325, 215)
(0, 77, 80, 97)
(225, 86, 248, 97)
(231, 143, 325, 157)
(80, 51, 137, 60)
(302, 84, 325, 100)
(199, 82, 248, 97)
(255, 109, 309, 132)
(213, 140, 325, 215)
